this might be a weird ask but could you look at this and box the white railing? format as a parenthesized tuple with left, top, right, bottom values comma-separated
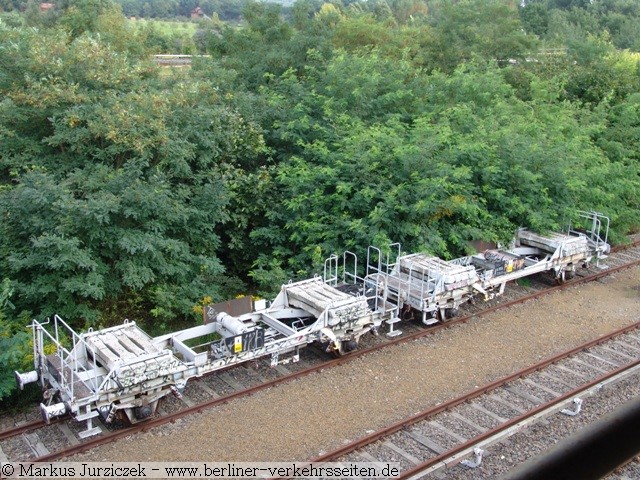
(33, 315, 100, 400)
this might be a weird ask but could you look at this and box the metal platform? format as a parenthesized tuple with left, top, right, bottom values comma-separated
(385, 271, 434, 298)
(366, 211, 611, 323)
(83, 323, 161, 371)
(285, 279, 357, 318)
(397, 254, 479, 289)
(518, 230, 590, 256)
(45, 354, 93, 400)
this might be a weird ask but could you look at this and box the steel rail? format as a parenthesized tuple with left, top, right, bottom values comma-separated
(610, 237, 640, 252)
(498, 392, 640, 480)
(0, 419, 45, 442)
(20, 249, 640, 462)
(0, 415, 67, 442)
(277, 320, 640, 478)
(399, 355, 640, 479)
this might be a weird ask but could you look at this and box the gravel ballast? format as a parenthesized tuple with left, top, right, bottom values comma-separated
(440, 371, 640, 479)
(71, 267, 640, 463)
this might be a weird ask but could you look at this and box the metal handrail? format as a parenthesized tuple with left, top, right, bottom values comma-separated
(323, 254, 338, 286)
(34, 316, 100, 398)
(342, 251, 359, 285)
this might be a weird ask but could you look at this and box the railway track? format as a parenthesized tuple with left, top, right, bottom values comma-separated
(294, 322, 640, 480)
(1, 239, 639, 463)
(0, 419, 47, 442)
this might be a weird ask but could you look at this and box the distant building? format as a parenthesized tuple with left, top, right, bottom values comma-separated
(190, 6, 204, 19)
(40, 2, 55, 11)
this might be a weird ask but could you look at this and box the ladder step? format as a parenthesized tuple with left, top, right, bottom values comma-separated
(77, 426, 102, 439)
(76, 410, 99, 421)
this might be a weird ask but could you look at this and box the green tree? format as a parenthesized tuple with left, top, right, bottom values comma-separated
(0, 279, 32, 402)
(563, 35, 640, 105)
(59, 0, 122, 38)
(248, 55, 640, 289)
(520, 1, 549, 36)
(0, 25, 265, 326)
(596, 93, 640, 166)
(411, 0, 537, 73)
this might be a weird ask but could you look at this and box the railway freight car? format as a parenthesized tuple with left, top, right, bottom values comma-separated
(15, 211, 610, 436)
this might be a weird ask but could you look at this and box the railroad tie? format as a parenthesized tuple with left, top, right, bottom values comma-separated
(405, 429, 446, 455)
(383, 440, 421, 465)
(614, 339, 640, 354)
(467, 402, 508, 424)
(193, 381, 220, 399)
(624, 333, 640, 344)
(218, 372, 245, 391)
(273, 364, 292, 376)
(57, 423, 80, 446)
(521, 378, 561, 397)
(599, 345, 636, 362)
(537, 371, 575, 390)
(552, 364, 589, 382)
(428, 420, 468, 443)
(357, 450, 381, 463)
(488, 394, 526, 415)
(583, 351, 621, 368)
(23, 432, 49, 457)
(569, 358, 609, 375)
(448, 411, 487, 434)
(503, 385, 544, 405)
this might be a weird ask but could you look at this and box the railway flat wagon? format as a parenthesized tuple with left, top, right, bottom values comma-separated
(15, 277, 385, 437)
(15, 211, 610, 435)
(365, 211, 610, 327)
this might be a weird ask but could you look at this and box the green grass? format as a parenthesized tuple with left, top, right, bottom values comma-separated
(127, 18, 198, 36)
(516, 277, 532, 288)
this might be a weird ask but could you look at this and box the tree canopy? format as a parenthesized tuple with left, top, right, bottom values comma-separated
(1, 0, 639, 402)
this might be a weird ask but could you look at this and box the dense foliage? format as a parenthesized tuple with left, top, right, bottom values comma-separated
(1, 0, 254, 22)
(115, 0, 248, 21)
(1, 0, 639, 402)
